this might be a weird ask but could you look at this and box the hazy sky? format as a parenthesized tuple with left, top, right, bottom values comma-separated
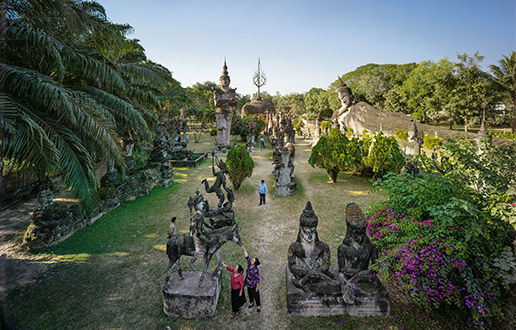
(100, 0, 515, 96)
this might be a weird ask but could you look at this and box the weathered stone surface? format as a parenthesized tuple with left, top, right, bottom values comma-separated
(338, 102, 510, 146)
(163, 271, 222, 318)
(286, 265, 389, 317)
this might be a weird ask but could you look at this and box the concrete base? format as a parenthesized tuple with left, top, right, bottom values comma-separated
(163, 270, 222, 318)
(286, 265, 389, 317)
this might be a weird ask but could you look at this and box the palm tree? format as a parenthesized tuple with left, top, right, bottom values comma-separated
(489, 51, 516, 133)
(1, 0, 182, 211)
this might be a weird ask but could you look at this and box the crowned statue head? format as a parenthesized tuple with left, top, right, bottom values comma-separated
(344, 203, 369, 245)
(297, 201, 319, 243)
(219, 59, 231, 90)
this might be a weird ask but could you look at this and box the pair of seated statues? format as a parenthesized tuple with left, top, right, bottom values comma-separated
(288, 201, 388, 306)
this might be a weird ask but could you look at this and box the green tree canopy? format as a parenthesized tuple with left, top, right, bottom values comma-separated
(489, 51, 516, 133)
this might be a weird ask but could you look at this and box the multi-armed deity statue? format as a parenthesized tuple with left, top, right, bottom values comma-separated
(213, 60, 236, 152)
(286, 201, 389, 316)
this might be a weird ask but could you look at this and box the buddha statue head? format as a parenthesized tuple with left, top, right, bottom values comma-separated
(337, 76, 354, 110)
(297, 201, 319, 243)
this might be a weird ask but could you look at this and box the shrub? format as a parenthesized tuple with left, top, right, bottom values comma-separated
(394, 129, 408, 142)
(308, 128, 362, 182)
(292, 118, 305, 134)
(423, 136, 444, 150)
(231, 115, 266, 142)
(226, 144, 254, 190)
(368, 172, 516, 328)
(209, 128, 217, 136)
(361, 132, 405, 178)
(489, 130, 516, 141)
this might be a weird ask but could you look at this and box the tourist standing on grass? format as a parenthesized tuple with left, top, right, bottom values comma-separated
(242, 246, 261, 312)
(259, 137, 265, 149)
(259, 180, 267, 205)
(222, 262, 246, 318)
(166, 217, 177, 239)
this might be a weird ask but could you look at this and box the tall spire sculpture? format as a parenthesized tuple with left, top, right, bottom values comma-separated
(253, 58, 267, 100)
(213, 59, 237, 152)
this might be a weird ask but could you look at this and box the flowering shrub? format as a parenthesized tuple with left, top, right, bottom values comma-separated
(368, 172, 516, 328)
(231, 115, 266, 142)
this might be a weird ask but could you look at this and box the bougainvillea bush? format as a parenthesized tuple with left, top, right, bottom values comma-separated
(367, 172, 516, 329)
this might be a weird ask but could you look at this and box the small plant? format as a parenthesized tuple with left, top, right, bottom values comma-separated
(394, 129, 408, 142)
(423, 136, 444, 150)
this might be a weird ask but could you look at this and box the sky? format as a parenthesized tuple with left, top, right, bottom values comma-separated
(100, 0, 515, 96)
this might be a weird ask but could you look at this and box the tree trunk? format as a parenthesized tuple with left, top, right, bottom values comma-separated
(329, 168, 339, 183)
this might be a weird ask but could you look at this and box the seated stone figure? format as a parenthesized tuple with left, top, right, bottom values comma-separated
(337, 203, 389, 311)
(288, 201, 340, 293)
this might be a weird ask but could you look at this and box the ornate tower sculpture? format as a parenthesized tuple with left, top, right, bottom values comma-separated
(213, 59, 237, 151)
(253, 58, 267, 101)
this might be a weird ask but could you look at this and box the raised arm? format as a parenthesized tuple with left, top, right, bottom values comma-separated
(242, 245, 248, 258)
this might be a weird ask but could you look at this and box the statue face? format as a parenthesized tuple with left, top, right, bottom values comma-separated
(220, 76, 230, 88)
(301, 225, 317, 243)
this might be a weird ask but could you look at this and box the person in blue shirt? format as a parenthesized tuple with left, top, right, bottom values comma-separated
(259, 180, 267, 205)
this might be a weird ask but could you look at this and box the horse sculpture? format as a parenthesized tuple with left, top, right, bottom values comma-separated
(165, 223, 243, 286)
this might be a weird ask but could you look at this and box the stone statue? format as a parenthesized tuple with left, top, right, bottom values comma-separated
(337, 203, 389, 311)
(403, 120, 421, 155)
(213, 60, 236, 151)
(288, 201, 340, 292)
(274, 142, 296, 196)
(201, 151, 230, 208)
(331, 76, 355, 131)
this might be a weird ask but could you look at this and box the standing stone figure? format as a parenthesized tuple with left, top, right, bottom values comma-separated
(287, 201, 340, 292)
(214, 60, 236, 152)
(337, 203, 389, 311)
(274, 142, 296, 196)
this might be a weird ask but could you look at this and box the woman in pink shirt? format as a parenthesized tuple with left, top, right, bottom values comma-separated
(222, 262, 246, 318)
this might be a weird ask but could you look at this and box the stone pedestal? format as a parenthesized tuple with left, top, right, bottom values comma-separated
(286, 265, 389, 317)
(163, 270, 222, 318)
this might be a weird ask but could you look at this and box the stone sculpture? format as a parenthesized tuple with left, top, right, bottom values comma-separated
(213, 60, 236, 151)
(287, 201, 340, 292)
(286, 201, 390, 317)
(402, 120, 421, 155)
(201, 151, 230, 208)
(331, 76, 355, 131)
(337, 203, 389, 311)
(273, 142, 296, 196)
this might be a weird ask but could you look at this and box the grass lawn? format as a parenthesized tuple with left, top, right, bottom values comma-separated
(2, 134, 469, 330)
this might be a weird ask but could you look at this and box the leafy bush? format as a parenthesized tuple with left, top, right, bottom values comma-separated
(368, 172, 516, 328)
(226, 144, 254, 190)
(361, 132, 405, 178)
(489, 130, 516, 141)
(394, 129, 408, 142)
(423, 136, 444, 150)
(308, 128, 362, 182)
(209, 128, 217, 136)
(231, 115, 266, 142)
(346, 127, 354, 139)
(292, 118, 305, 134)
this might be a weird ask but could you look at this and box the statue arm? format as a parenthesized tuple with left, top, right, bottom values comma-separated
(288, 245, 308, 278)
(319, 243, 331, 273)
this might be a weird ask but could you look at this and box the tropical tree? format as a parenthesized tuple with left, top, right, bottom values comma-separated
(448, 52, 495, 131)
(489, 51, 516, 133)
(304, 88, 332, 119)
(396, 58, 455, 123)
(0, 0, 179, 211)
